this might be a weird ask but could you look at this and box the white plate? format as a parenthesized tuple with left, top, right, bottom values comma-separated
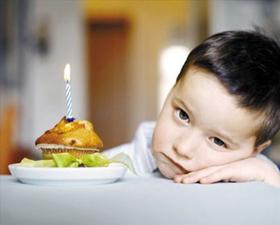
(8, 163, 127, 186)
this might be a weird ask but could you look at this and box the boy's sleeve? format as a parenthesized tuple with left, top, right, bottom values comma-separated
(102, 122, 157, 176)
(132, 122, 157, 175)
(257, 153, 279, 172)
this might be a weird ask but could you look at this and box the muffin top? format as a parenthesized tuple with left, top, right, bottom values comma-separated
(35, 117, 103, 150)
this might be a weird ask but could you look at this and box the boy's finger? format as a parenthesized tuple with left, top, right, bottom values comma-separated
(177, 167, 219, 184)
(174, 172, 201, 184)
(174, 172, 195, 183)
(181, 173, 201, 184)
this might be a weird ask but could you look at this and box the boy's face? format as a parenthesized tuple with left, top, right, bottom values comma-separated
(152, 67, 269, 178)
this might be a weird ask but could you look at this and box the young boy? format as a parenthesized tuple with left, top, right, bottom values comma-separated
(105, 30, 280, 187)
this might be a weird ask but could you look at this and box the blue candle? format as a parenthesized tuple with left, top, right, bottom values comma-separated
(64, 64, 74, 121)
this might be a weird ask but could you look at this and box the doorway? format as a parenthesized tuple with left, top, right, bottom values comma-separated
(86, 18, 130, 149)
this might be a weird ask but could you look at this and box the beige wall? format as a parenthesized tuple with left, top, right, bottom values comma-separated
(82, 0, 189, 140)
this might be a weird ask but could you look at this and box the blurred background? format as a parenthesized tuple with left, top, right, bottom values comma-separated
(1, 0, 280, 174)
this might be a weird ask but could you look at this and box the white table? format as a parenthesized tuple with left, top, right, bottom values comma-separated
(1, 173, 280, 225)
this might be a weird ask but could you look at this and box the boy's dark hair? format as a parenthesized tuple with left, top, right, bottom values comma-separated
(176, 30, 280, 146)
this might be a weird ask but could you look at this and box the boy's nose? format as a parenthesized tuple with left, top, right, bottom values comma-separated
(173, 132, 200, 159)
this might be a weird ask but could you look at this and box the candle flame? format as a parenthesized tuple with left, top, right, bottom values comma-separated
(64, 64, 71, 81)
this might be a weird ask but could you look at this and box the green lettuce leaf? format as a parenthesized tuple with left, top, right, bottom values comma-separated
(109, 153, 136, 174)
(20, 158, 56, 167)
(52, 153, 82, 167)
(81, 153, 109, 167)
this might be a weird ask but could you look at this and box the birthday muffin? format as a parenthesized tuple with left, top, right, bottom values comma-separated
(35, 117, 103, 159)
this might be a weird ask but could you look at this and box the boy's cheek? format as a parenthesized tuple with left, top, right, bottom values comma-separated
(157, 161, 177, 179)
(151, 134, 164, 155)
(152, 151, 171, 178)
(154, 152, 188, 177)
(152, 127, 172, 154)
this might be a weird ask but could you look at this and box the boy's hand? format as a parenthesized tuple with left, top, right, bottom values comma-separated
(174, 157, 280, 187)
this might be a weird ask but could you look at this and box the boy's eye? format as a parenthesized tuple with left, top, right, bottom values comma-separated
(212, 137, 225, 147)
(176, 108, 190, 122)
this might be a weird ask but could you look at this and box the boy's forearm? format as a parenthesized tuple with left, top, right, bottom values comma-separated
(173, 156, 280, 187)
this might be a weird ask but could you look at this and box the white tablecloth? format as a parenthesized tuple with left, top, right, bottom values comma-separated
(1, 173, 280, 225)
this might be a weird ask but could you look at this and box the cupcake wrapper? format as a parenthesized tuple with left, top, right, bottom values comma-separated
(38, 146, 99, 159)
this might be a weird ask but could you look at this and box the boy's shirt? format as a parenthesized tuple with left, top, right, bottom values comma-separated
(104, 122, 157, 175)
(104, 122, 279, 176)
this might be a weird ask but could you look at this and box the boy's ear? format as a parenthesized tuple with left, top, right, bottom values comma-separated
(253, 139, 272, 155)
